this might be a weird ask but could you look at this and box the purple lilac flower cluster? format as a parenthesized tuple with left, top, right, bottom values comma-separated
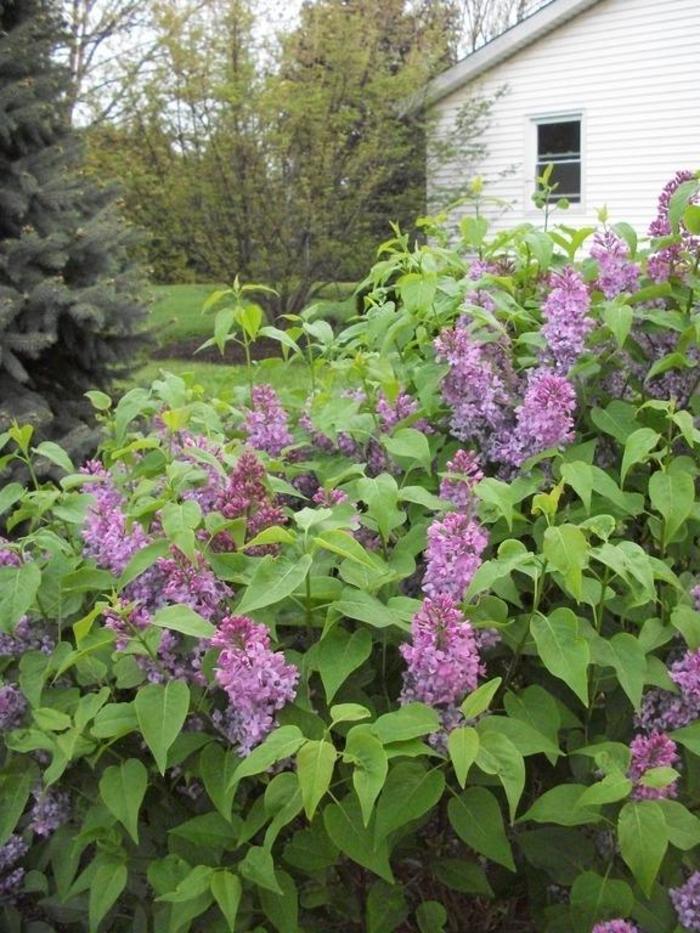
(400, 595, 483, 708)
(464, 258, 499, 311)
(297, 410, 335, 455)
(600, 325, 700, 409)
(0, 616, 54, 659)
(670, 872, 700, 931)
(434, 326, 514, 449)
(81, 460, 148, 575)
(0, 683, 26, 730)
(591, 921, 639, 933)
(376, 390, 432, 435)
(627, 731, 679, 800)
(0, 542, 54, 658)
(243, 384, 293, 457)
(439, 449, 483, 513)
(0, 537, 21, 567)
(29, 788, 70, 837)
(212, 614, 299, 755)
(299, 387, 428, 479)
(641, 330, 700, 405)
(312, 487, 348, 507)
(496, 368, 576, 468)
(637, 646, 700, 733)
(0, 835, 29, 901)
(170, 432, 227, 513)
(435, 319, 577, 470)
(159, 551, 230, 620)
(590, 231, 640, 299)
(541, 266, 594, 372)
(103, 600, 151, 652)
(107, 550, 231, 680)
(647, 170, 699, 282)
(422, 512, 488, 602)
(215, 448, 287, 554)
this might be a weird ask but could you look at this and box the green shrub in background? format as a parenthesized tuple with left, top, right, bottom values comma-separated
(1, 172, 700, 932)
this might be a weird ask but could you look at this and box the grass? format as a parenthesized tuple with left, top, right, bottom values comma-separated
(129, 357, 312, 400)
(147, 283, 226, 346)
(128, 280, 358, 396)
(147, 281, 358, 347)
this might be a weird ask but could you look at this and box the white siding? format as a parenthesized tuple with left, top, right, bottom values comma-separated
(428, 0, 700, 234)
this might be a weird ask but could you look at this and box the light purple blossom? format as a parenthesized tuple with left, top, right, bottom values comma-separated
(159, 551, 231, 621)
(172, 432, 227, 513)
(434, 325, 514, 446)
(628, 731, 679, 800)
(141, 629, 207, 686)
(439, 449, 483, 513)
(647, 170, 699, 282)
(591, 921, 639, 933)
(400, 595, 483, 707)
(649, 170, 696, 238)
(465, 289, 496, 312)
(312, 488, 348, 507)
(103, 599, 152, 652)
(298, 410, 335, 454)
(0, 538, 21, 567)
(337, 432, 360, 459)
(541, 267, 594, 372)
(243, 384, 293, 456)
(0, 835, 29, 901)
(497, 368, 576, 467)
(422, 512, 488, 602)
(468, 259, 497, 280)
(0, 684, 26, 730)
(0, 616, 54, 658)
(212, 615, 299, 755)
(473, 627, 502, 651)
(376, 391, 418, 432)
(670, 872, 700, 931)
(637, 646, 700, 733)
(29, 788, 70, 837)
(590, 231, 640, 299)
(81, 460, 148, 575)
(376, 390, 433, 436)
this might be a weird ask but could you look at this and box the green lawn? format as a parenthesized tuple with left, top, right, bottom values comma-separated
(147, 283, 226, 346)
(147, 281, 358, 347)
(129, 357, 312, 400)
(131, 280, 357, 397)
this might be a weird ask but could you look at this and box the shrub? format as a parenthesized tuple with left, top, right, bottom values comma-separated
(1, 172, 700, 932)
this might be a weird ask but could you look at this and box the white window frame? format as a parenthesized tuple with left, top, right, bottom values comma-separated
(525, 111, 586, 216)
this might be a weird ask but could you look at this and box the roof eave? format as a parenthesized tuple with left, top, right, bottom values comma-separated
(411, 0, 602, 112)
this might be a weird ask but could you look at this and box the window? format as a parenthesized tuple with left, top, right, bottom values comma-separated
(535, 117, 581, 203)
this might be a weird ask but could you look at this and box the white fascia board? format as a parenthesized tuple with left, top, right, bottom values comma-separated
(409, 0, 603, 113)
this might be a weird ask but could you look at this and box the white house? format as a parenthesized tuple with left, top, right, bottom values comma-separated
(420, 0, 700, 233)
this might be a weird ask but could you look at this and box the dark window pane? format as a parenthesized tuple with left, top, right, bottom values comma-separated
(536, 160, 581, 201)
(538, 121, 580, 159)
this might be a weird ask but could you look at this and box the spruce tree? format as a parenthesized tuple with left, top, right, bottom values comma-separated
(0, 0, 145, 456)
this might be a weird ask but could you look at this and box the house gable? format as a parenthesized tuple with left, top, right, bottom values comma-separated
(426, 0, 700, 233)
(418, 0, 602, 111)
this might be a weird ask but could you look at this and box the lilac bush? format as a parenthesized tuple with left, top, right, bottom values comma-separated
(0, 170, 699, 931)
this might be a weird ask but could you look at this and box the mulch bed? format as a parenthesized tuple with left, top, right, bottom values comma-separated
(151, 336, 282, 364)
